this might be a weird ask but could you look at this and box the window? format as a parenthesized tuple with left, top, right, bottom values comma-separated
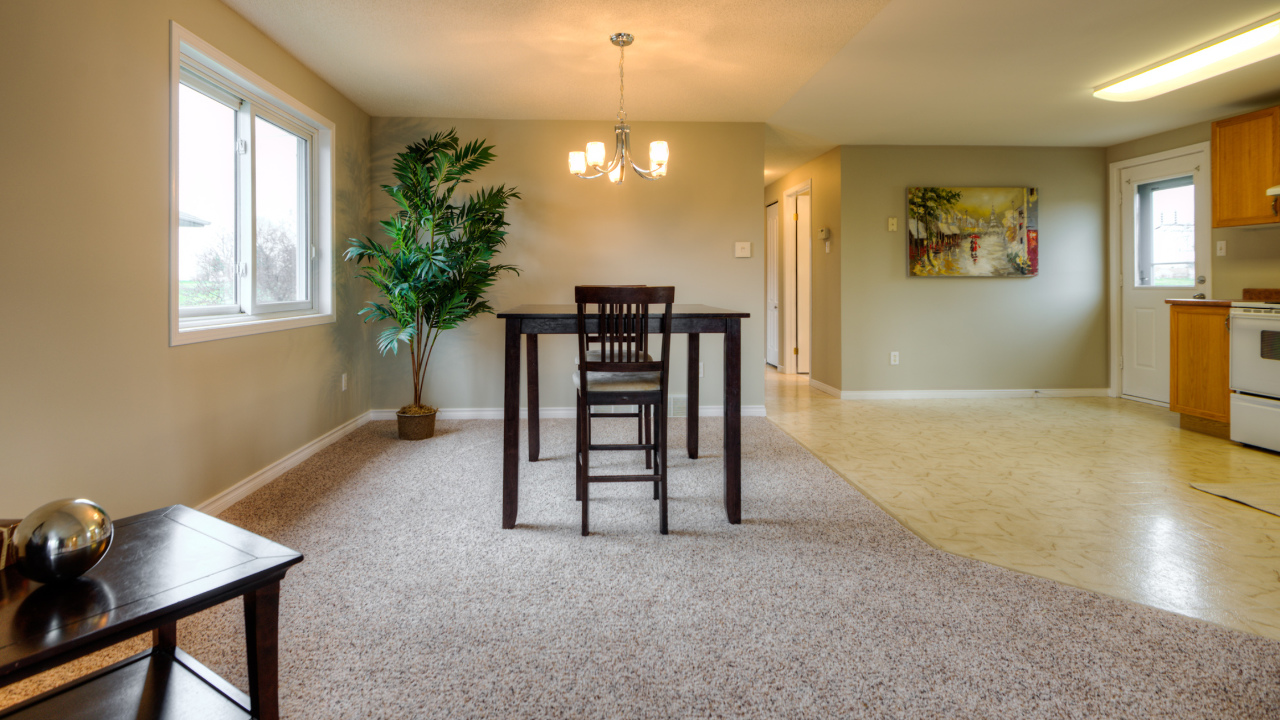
(170, 23, 334, 345)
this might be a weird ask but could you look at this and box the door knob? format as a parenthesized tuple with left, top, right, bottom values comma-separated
(1196, 275, 1206, 285)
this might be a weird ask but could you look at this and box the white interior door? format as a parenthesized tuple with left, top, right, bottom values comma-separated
(797, 194, 812, 374)
(1119, 148, 1211, 404)
(766, 202, 779, 367)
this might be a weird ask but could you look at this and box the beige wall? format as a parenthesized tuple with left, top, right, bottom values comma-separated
(763, 148, 842, 390)
(1106, 117, 1280, 299)
(367, 118, 766, 411)
(0, 0, 371, 517)
(1105, 123, 1211, 165)
(840, 146, 1109, 392)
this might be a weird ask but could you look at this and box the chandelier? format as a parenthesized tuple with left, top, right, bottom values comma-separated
(568, 33, 669, 184)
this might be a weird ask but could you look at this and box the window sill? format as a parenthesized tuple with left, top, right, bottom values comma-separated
(171, 310, 334, 346)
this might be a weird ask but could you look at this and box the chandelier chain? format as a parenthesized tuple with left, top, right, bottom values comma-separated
(618, 43, 626, 122)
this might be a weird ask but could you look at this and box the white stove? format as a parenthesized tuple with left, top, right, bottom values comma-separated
(1231, 300, 1280, 312)
(1229, 301, 1280, 452)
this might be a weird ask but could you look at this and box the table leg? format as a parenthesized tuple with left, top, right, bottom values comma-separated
(687, 333, 700, 459)
(503, 318, 521, 529)
(527, 334, 540, 462)
(724, 319, 741, 524)
(244, 582, 281, 720)
(152, 622, 177, 650)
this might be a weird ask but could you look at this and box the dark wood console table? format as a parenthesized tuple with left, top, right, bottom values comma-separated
(0, 505, 303, 719)
(496, 304, 749, 529)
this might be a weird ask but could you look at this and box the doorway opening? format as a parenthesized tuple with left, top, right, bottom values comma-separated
(774, 181, 812, 375)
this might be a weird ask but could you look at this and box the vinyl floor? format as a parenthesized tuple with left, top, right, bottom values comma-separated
(764, 366, 1280, 640)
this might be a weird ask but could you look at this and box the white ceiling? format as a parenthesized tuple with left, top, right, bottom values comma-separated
(223, 0, 1280, 184)
(224, 0, 891, 119)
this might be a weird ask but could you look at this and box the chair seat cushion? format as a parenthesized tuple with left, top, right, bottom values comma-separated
(572, 370, 661, 393)
(576, 349, 653, 366)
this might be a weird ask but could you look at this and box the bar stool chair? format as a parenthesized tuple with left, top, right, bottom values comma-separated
(573, 286, 674, 535)
(576, 286, 653, 471)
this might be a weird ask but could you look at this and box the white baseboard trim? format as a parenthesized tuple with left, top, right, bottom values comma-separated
(839, 388, 1111, 400)
(198, 411, 375, 516)
(809, 379, 841, 398)
(199, 400, 770, 515)
(689, 405, 768, 417)
(1120, 394, 1170, 408)
(368, 408, 574, 420)
(372, 405, 768, 420)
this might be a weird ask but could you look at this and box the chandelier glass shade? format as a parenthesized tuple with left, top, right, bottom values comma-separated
(568, 33, 668, 184)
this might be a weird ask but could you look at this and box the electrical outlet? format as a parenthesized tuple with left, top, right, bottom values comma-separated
(1216, 240, 1227, 256)
(890, 351, 900, 365)
(888, 217, 898, 232)
(341, 373, 347, 391)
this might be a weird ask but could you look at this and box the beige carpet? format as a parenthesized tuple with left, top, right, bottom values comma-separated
(5, 417, 1280, 719)
(1191, 481, 1280, 517)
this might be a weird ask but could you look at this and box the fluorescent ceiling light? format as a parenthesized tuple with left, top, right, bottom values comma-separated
(1094, 12, 1280, 102)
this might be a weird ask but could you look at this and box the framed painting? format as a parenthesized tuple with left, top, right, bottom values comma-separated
(907, 187, 1038, 277)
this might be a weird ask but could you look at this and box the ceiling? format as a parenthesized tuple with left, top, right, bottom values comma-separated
(222, 0, 1280, 184)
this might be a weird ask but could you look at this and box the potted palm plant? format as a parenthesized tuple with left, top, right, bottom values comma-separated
(347, 129, 520, 440)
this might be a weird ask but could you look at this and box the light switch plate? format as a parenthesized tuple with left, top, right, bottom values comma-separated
(1216, 240, 1227, 256)
(888, 217, 898, 232)
(735, 241, 752, 258)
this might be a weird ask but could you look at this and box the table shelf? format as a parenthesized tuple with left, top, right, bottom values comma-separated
(0, 647, 250, 719)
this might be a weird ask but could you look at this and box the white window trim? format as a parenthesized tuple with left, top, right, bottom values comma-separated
(169, 21, 335, 346)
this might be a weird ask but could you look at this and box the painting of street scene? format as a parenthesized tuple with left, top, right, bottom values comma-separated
(907, 187, 1038, 277)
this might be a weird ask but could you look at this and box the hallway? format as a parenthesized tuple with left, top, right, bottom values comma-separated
(763, 366, 1280, 640)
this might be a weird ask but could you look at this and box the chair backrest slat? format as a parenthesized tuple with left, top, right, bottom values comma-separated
(580, 286, 647, 354)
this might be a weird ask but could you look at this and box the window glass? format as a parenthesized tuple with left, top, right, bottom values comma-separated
(177, 83, 237, 308)
(1136, 176, 1195, 287)
(254, 117, 308, 305)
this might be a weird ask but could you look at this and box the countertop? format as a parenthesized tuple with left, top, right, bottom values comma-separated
(1166, 289, 1280, 306)
(1165, 298, 1234, 306)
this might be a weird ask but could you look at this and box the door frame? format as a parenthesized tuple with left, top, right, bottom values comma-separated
(1107, 141, 1211, 398)
(765, 201, 780, 368)
(781, 180, 811, 375)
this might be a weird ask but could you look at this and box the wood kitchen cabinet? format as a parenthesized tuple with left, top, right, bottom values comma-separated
(1212, 106, 1280, 228)
(1169, 302, 1231, 424)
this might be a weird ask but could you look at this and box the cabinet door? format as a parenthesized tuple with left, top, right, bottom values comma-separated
(1212, 106, 1280, 228)
(1169, 305, 1230, 423)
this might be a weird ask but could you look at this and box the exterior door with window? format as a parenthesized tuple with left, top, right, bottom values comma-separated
(1119, 149, 1211, 404)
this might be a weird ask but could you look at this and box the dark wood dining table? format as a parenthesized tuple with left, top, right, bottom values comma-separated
(496, 304, 750, 529)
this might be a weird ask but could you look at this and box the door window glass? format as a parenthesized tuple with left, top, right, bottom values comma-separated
(1135, 176, 1194, 287)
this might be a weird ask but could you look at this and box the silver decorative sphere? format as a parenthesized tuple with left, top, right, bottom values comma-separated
(14, 499, 113, 584)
